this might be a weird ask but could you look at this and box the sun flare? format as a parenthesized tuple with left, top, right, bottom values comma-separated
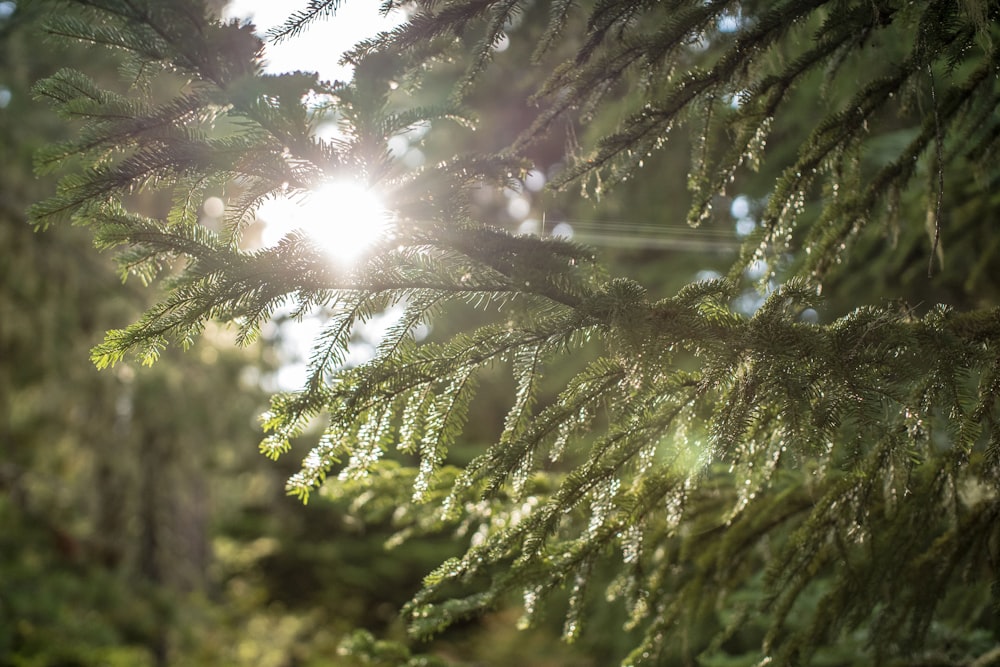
(258, 180, 390, 267)
(300, 181, 390, 264)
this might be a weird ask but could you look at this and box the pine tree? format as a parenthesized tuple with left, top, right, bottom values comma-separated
(29, 0, 1000, 664)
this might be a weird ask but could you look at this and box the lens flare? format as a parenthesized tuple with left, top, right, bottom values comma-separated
(258, 180, 390, 267)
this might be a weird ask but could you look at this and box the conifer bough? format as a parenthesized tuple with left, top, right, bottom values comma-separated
(32, 0, 1000, 664)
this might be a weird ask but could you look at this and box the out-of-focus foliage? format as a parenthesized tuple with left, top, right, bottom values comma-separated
(1, 4, 273, 663)
(22, 0, 1000, 665)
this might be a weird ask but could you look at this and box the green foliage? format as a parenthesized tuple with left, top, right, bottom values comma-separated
(29, 0, 1000, 665)
(4, 5, 459, 666)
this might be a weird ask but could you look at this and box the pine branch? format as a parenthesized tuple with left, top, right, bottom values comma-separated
(30, 0, 1000, 662)
(267, 0, 343, 43)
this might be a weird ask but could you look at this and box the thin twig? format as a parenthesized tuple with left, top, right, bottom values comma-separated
(928, 64, 944, 278)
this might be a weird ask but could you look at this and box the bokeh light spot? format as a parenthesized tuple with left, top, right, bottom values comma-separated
(552, 222, 574, 239)
(203, 196, 225, 218)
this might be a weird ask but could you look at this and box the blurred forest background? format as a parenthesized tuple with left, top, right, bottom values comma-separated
(2, 0, 994, 665)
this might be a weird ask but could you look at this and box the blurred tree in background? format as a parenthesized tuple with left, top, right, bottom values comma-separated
(13, 0, 1000, 666)
(1, 3, 277, 663)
